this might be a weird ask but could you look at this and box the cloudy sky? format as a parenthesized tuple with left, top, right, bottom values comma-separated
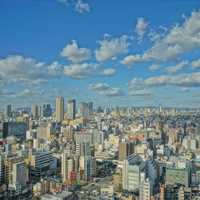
(0, 0, 200, 108)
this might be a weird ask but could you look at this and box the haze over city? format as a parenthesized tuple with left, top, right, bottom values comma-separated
(1, 0, 200, 108)
(0, 1, 200, 200)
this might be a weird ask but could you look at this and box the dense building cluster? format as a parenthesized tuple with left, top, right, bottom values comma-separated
(0, 99, 199, 199)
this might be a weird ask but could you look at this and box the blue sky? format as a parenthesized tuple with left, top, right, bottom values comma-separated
(0, 0, 200, 108)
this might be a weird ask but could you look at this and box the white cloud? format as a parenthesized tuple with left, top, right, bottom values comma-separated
(57, 0, 90, 14)
(135, 17, 148, 41)
(145, 11, 200, 61)
(89, 82, 124, 97)
(129, 72, 200, 89)
(191, 59, 200, 68)
(121, 54, 148, 67)
(95, 35, 129, 62)
(0, 55, 62, 85)
(75, 0, 90, 13)
(48, 61, 63, 77)
(128, 78, 146, 90)
(149, 64, 160, 71)
(64, 63, 98, 79)
(61, 40, 91, 63)
(100, 68, 116, 76)
(18, 89, 44, 98)
(89, 83, 110, 91)
(0, 90, 15, 97)
(165, 60, 188, 74)
(129, 90, 152, 97)
(180, 87, 190, 92)
(100, 88, 124, 97)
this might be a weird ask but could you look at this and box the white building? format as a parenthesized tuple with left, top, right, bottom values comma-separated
(122, 155, 145, 192)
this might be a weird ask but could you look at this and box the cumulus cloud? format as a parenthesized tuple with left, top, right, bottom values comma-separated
(191, 59, 200, 68)
(64, 63, 98, 79)
(57, 0, 90, 14)
(95, 35, 129, 62)
(129, 72, 200, 90)
(165, 60, 188, 74)
(0, 90, 15, 97)
(149, 64, 160, 71)
(89, 83, 124, 97)
(61, 40, 91, 63)
(18, 89, 44, 98)
(145, 11, 200, 61)
(129, 90, 152, 97)
(123, 11, 200, 66)
(135, 17, 149, 41)
(100, 68, 116, 76)
(121, 54, 149, 67)
(75, 0, 90, 13)
(128, 78, 146, 90)
(0, 55, 62, 85)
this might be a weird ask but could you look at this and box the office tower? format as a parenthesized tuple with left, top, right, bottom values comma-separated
(79, 156, 96, 181)
(6, 104, 12, 118)
(76, 142, 91, 156)
(118, 141, 134, 161)
(61, 152, 74, 183)
(79, 102, 93, 118)
(11, 161, 29, 189)
(88, 102, 93, 115)
(80, 102, 88, 118)
(122, 155, 145, 192)
(2, 122, 9, 139)
(31, 104, 40, 119)
(0, 154, 4, 184)
(5, 157, 28, 188)
(37, 122, 52, 140)
(140, 178, 151, 200)
(2, 122, 27, 139)
(30, 151, 54, 177)
(42, 104, 52, 118)
(55, 96, 64, 122)
(67, 99, 76, 120)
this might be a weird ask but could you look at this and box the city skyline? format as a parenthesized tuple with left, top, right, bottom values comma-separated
(0, 0, 200, 108)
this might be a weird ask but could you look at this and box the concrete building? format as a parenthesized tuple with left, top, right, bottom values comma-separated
(122, 155, 145, 192)
(56, 96, 64, 122)
(67, 99, 76, 120)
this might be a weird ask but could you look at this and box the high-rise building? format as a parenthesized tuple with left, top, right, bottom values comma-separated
(11, 161, 29, 190)
(6, 104, 12, 118)
(80, 102, 89, 118)
(79, 102, 93, 118)
(67, 99, 76, 120)
(0, 154, 5, 184)
(122, 155, 145, 192)
(55, 96, 64, 122)
(79, 156, 96, 181)
(31, 104, 40, 119)
(88, 102, 93, 115)
(119, 141, 134, 161)
(140, 172, 152, 200)
(61, 152, 74, 183)
(42, 104, 52, 118)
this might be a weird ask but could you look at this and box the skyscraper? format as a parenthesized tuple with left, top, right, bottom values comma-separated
(118, 141, 134, 161)
(6, 104, 12, 118)
(80, 102, 89, 118)
(56, 96, 64, 122)
(42, 104, 52, 118)
(31, 104, 40, 119)
(67, 99, 76, 120)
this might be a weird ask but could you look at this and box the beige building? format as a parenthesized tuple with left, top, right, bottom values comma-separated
(56, 96, 64, 122)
